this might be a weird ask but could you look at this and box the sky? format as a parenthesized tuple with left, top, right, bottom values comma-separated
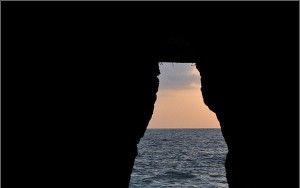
(148, 63, 220, 129)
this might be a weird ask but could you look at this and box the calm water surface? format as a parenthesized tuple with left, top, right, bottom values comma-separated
(130, 129, 228, 188)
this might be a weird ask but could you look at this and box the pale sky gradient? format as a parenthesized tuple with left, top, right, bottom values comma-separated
(148, 63, 220, 129)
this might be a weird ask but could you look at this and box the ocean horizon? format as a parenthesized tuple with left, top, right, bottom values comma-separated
(147, 128, 221, 129)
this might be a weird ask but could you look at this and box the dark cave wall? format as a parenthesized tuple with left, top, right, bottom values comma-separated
(4, 3, 163, 186)
(194, 5, 299, 187)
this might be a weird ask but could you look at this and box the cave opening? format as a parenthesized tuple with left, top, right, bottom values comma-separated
(130, 62, 228, 187)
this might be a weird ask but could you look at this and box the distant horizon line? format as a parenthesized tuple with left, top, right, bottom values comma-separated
(147, 127, 221, 129)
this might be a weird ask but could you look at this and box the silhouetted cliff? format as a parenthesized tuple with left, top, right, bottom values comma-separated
(3, 2, 298, 188)
(194, 4, 299, 187)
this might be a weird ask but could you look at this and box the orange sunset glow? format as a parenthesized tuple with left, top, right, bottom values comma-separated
(148, 63, 220, 129)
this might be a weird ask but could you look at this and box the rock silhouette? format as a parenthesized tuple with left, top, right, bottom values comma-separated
(3, 2, 298, 188)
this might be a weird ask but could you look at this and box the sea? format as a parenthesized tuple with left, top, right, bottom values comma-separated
(129, 129, 228, 188)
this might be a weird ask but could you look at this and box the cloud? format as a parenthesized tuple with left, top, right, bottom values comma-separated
(158, 63, 200, 90)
